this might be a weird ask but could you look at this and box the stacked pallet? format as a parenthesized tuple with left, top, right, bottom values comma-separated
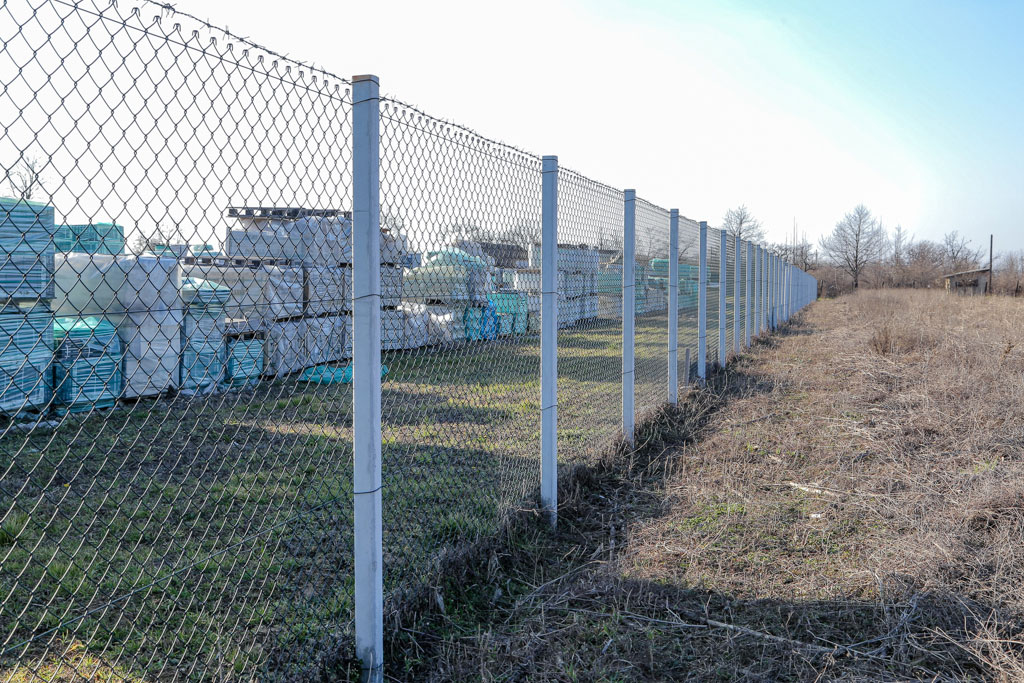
(404, 247, 495, 346)
(53, 250, 184, 399)
(0, 197, 56, 414)
(53, 316, 122, 413)
(521, 244, 600, 329)
(180, 278, 229, 392)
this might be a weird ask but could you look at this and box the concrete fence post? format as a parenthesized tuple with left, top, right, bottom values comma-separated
(623, 190, 636, 444)
(668, 209, 679, 405)
(540, 156, 559, 527)
(697, 221, 708, 380)
(352, 73, 384, 683)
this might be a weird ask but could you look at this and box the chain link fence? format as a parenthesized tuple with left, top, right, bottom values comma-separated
(0, 1, 818, 680)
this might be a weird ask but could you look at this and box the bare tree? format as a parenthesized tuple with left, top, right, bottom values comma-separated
(942, 231, 983, 273)
(721, 205, 765, 243)
(132, 225, 176, 254)
(6, 156, 47, 200)
(818, 204, 889, 289)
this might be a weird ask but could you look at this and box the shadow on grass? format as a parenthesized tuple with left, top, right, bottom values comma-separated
(384, 315, 1011, 680)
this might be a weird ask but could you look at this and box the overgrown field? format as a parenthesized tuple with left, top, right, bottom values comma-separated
(396, 290, 1024, 681)
(0, 309, 686, 682)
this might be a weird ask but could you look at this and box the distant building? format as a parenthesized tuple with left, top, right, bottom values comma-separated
(943, 268, 991, 296)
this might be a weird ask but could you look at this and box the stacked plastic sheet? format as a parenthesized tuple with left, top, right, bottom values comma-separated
(53, 316, 122, 413)
(0, 197, 56, 300)
(180, 278, 229, 392)
(403, 249, 491, 304)
(0, 304, 52, 413)
(225, 337, 264, 387)
(55, 223, 125, 255)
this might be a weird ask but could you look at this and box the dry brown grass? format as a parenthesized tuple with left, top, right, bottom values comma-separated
(391, 290, 1024, 681)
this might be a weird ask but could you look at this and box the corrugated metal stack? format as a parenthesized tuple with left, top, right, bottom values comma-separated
(53, 316, 122, 413)
(0, 198, 56, 414)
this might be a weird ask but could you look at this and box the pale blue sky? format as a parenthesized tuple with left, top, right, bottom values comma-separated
(186, 0, 1022, 252)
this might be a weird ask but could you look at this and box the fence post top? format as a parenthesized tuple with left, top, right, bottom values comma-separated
(699, 220, 708, 229)
(624, 189, 636, 199)
(352, 74, 379, 84)
(542, 154, 558, 162)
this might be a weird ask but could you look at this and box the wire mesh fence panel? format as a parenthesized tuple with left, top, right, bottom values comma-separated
(377, 99, 543, 602)
(634, 199, 670, 417)
(705, 227, 721, 369)
(556, 169, 624, 463)
(725, 233, 736, 356)
(1, 1, 357, 680)
(678, 218, 700, 384)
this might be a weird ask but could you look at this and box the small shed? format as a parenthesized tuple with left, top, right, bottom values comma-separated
(943, 268, 991, 296)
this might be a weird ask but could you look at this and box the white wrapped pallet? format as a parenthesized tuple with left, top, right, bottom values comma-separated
(581, 295, 599, 320)
(304, 265, 350, 316)
(183, 264, 302, 329)
(512, 269, 565, 293)
(422, 305, 465, 346)
(228, 228, 303, 262)
(55, 253, 181, 316)
(265, 318, 306, 376)
(529, 244, 591, 272)
(295, 214, 352, 266)
(305, 315, 348, 365)
(380, 229, 407, 265)
(381, 265, 403, 308)
(341, 315, 352, 359)
(401, 305, 429, 350)
(106, 310, 182, 398)
(382, 308, 404, 351)
(557, 297, 578, 328)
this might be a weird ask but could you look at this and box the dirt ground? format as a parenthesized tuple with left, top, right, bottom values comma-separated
(394, 290, 1024, 682)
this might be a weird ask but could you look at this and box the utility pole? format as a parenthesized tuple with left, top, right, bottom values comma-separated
(989, 234, 994, 295)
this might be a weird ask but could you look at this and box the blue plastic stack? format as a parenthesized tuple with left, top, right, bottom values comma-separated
(180, 278, 229, 391)
(53, 316, 122, 414)
(0, 304, 52, 413)
(225, 337, 264, 388)
(54, 222, 125, 255)
(0, 197, 56, 300)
